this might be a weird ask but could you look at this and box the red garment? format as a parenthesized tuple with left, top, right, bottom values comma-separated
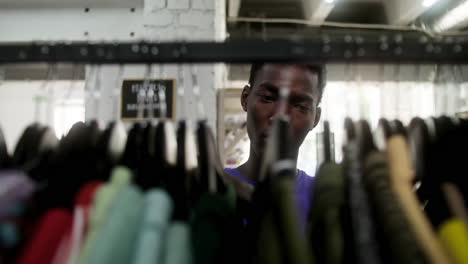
(15, 208, 72, 264)
(51, 181, 103, 264)
(75, 181, 103, 207)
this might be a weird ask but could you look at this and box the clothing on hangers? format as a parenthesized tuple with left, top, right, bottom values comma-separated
(386, 135, 452, 264)
(224, 167, 314, 229)
(77, 166, 132, 264)
(162, 221, 192, 264)
(15, 208, 72, 264)
(190, 183, 237, 264)
(132, 189, 173, 264)
(438, 218, 468, 264)
(0, 170, 35, 220)
(51, 181, 103, 264)
(363, 151, 425, 264)
(254, 162, 312, 264)
(82, 182, 143, 264)
(442, 183, 468, 228)
(307, 162, 344, 264)
(343, 141, 383, 264)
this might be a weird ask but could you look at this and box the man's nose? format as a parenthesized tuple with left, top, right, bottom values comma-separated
(268, 103, 292, 123)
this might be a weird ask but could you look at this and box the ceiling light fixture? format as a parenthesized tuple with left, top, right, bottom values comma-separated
(324, 0, 336, 4)
(434, 0, 468, 32)
(422, 0, 438, 7)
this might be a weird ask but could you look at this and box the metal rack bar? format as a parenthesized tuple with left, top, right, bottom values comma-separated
(1, 34, 468, 64)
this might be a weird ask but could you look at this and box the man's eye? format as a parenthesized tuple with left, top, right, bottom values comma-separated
(257, 94, 276, 103)
(294, 104, 312, 113)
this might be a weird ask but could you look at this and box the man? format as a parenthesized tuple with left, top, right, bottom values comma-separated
(225, 63, 325, 227)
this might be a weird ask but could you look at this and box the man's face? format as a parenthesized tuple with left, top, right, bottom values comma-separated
(241, 64, 322, 157)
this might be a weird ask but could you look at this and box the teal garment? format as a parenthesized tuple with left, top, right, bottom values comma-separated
(82, 183, 144, 264)
(307, 163, 345, 264)
(132, 189, 173, 264)
(78, 166, 132, 264)
(190, 184, 237, 264)
(163, 221, 192, 264)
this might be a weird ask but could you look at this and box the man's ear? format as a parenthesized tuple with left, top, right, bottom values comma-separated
(312, 106, 322, 129)
(241, 85, 250, 112)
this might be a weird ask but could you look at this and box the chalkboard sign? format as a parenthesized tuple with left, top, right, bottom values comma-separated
(120, 79, 176, 120)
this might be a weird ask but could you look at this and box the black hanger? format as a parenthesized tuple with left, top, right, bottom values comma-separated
(322, 120, 332, 163)
(422, 116, 458, 227)
(375, 118, 392, 151)
(454, 118, 468, 201)
(12, 123, 42, 168)
(407, 117, 430, 184)
(196, 120, 227, 195)
(390, 119, 406, 137)
(0, 126, 12, 169)
(20, 126, 59, 182)
(135, 122, 157, 190)
(170, 120, 194, 221)
(355, 119, 377, 159)
(153, 121, 166, 188)
(34, 121, 102, 212)
(119, 122, 144, 172)
(344, 117, 356, 144)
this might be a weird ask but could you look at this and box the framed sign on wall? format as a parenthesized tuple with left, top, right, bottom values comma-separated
(120, 79, 176, 120)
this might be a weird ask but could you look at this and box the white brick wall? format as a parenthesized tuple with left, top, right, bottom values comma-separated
(179, 10, 214, 29)
(145, 0, 166, 12)
(192, 0, 215, 10)
(144, 10, 175, 27)
(167, 0, 190, 10)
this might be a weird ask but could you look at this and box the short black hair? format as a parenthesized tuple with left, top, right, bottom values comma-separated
(248, 63, 327, 103)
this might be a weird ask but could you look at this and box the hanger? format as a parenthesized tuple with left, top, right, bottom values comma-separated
(344, 117, 356, 144)
(407, 117, 430, 184)
(119, 123, 144, 171)
(94, 64, 126, 181)
(390, 119, 406, 137)
(189, 65, 226, 194)
(156, 63, 177, 168)
(355, 119, 377, 159)
(107, 64, 127, 164)
(0, 126, 11, 169)
(133, 63, 156, 189)
(322, 120, 333, 163)
(418, 115, 460, 228)
(32, 122, 90, 212)
(374, 118, 392, 151)
(12, 123, 42, 168)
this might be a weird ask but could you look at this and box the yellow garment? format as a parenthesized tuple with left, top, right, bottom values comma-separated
(386, 136, 452, 264)
(438, 218, 468, 264)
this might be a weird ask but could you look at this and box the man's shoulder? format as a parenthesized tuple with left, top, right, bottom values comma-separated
(296, 169, 314, 185)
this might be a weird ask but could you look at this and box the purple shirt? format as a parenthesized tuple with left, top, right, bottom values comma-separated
(224, 167, 314, 229)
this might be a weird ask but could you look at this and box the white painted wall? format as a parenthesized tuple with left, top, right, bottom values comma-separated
(0, 81, 85, 151)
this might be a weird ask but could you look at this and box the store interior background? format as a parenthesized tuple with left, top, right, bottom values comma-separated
(2, 0, 468, 176)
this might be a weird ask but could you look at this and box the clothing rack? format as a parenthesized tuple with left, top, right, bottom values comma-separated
(1, 31, 468, 64)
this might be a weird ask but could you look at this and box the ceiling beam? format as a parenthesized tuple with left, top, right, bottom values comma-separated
(433, 0, 468, 32)
(385, 0, 436, 25)
(228, 0, 242, 18)
(302, 0, 336, 25)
